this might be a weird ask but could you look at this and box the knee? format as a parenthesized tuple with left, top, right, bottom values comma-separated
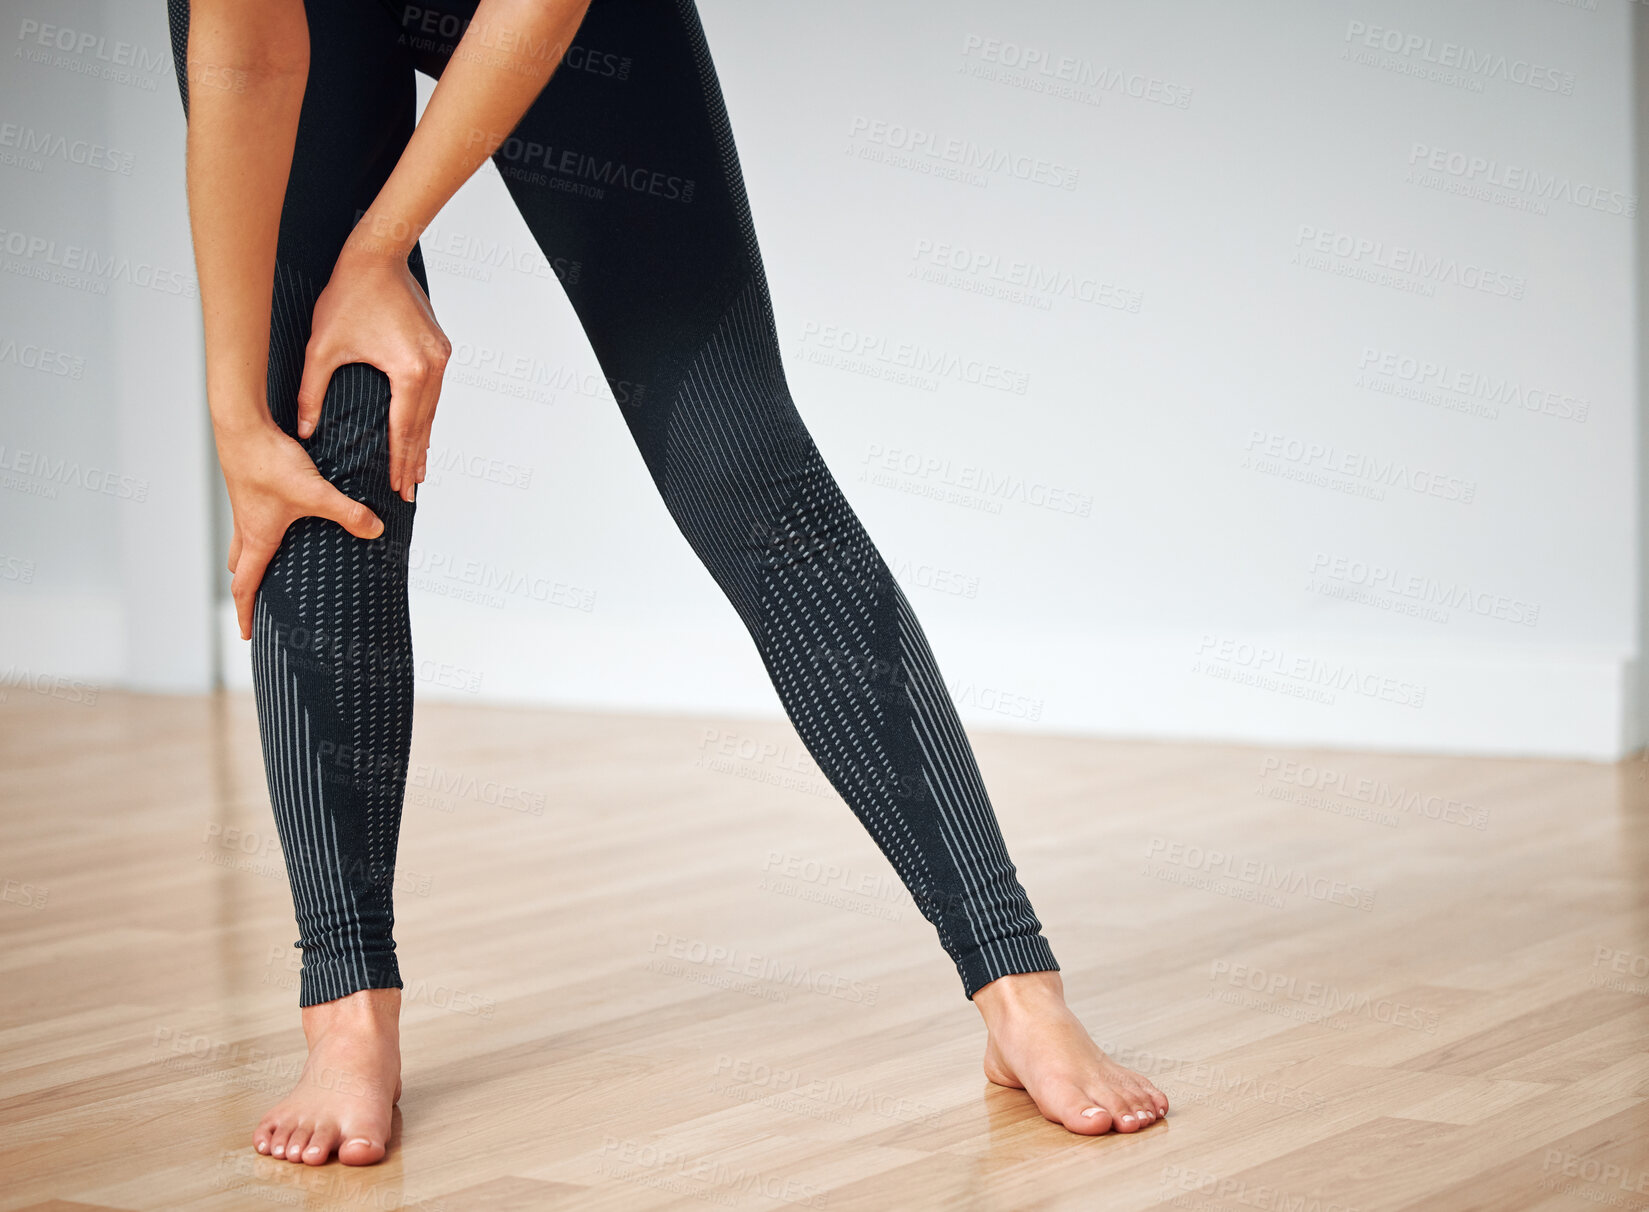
(305, 363, 396, 488)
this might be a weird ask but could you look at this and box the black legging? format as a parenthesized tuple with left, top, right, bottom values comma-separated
(167, 0, 1059, 1007)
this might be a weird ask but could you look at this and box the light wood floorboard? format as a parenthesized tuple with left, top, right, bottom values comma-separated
(1, 691, 1646, 1210)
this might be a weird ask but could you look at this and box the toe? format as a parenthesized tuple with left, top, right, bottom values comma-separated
(284, 1124, 312, 1164)
(1128, 1091, 1156, 1126)
(1145, 1083, 1169, 1118)
(1112, 1097, 1144, 1132)
(1135, 1091, 1162, 1126)
(253, 1119, 274, 1156)
(269, 1122, 293, 1159)
(303, 1124, 340, 1166)
(339, 1134, 388, 1166)
(1040, 1081, 1114, 1135)
(1072, 1103, 1114, 1134)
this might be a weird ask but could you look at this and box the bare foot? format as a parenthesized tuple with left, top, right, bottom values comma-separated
(254, 987, 401, 1166)
(974, 970, 1168, 1135)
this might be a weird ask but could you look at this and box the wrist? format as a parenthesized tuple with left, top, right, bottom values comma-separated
(340, 212, 422, 267)
(209, 399, 281, 444)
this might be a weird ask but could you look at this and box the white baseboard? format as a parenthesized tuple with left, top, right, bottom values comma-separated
(215, 598, 1636, 762)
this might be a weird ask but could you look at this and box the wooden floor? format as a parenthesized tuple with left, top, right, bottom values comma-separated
(1, 690, 1646, 1211)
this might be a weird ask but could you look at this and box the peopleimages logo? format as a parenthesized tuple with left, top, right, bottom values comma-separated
(911, 239, 1143, 313)
(957, 33, 1194, 109)
(1209, 960, 1440, 1033)
(0, 226, 198, 297)
(800, 320, 1031, 394)
(0, 338, 86, 379)
(1407, 143, 1634, 216)
(0, 443, 149, 502)
(1356, 346, 1589, 423)
(1257, 755, 1491, 830)
(1195, 632, 1428, 709)
(1307, 551, 1539, 627)
(648, 932, 878, 1004)
(16, 19, 167, 69)
(1293, 225, 1525, 299)
(847, 115, 1080, 190)
(1241, 429, 1477, 505)
(1342, 21, 1576, 94)
(1145, 836, 1377, 910)
(396, 5, 634, 81)
(860, 444, 1093, 517)
(0, 120, 135, 174)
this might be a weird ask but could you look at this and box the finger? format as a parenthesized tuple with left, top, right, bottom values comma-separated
(387, 351, 435, 501)
(296, 345, 342, 441)
(230, 539, 276, 641)
(227, 525, 242, 574)
(416, 348, 446, 487)
(386, 370, 427, 501)
(410, 413, 434, 489)
(308, 480, 385, 540)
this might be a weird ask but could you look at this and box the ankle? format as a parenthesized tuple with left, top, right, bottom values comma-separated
(301, 988, 401, 1043)
(973, 970, 1066, 1024)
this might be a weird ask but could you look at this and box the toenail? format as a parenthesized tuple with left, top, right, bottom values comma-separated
(272, 1146, 284, 1156)
(1080, 1107, 1103, 1118)
(305, 1145, 320, 1156)
(346, 1138, 372, 1148)
(1121, 1114, 1134, 1122)
(256, 1142, 268, 1154)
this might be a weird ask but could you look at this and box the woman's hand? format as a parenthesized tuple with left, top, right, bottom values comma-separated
(216, 418, 386, 640)
(296, 243, 451, 503)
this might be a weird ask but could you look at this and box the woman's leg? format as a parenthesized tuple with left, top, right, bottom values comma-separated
(411, 0, 1057, 996)
(168, 0, 419, 1164)
(403, 0, 1168, 1133)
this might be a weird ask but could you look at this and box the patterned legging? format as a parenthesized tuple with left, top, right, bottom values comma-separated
(167, 0, 1059, 1007)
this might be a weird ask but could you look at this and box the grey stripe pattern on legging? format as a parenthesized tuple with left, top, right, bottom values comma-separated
(657, 270, 1058, 995)
(251, 599, 369, 1005)
(894, 583, 1055, 985)
(251, 263, 414, 1007)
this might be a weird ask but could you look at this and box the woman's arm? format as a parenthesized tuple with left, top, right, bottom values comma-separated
(296, 0, 595, 499)
(184, 0, 592, 639)
(184, 0, 307, 437)
(183, 0, 387, 642)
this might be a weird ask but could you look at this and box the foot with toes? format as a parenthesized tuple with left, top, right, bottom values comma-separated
(254, 987, 402, 1166)
(974, 970, 1168, 1135)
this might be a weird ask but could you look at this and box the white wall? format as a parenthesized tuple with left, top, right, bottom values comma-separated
(2, 0, 1640, 759)
(0, 0, 214, 695)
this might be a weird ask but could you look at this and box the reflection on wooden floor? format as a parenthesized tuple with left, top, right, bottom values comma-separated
(1, 690, 1647, 1211)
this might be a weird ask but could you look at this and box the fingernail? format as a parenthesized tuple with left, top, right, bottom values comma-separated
(1080, 1107, 1102, 1118)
